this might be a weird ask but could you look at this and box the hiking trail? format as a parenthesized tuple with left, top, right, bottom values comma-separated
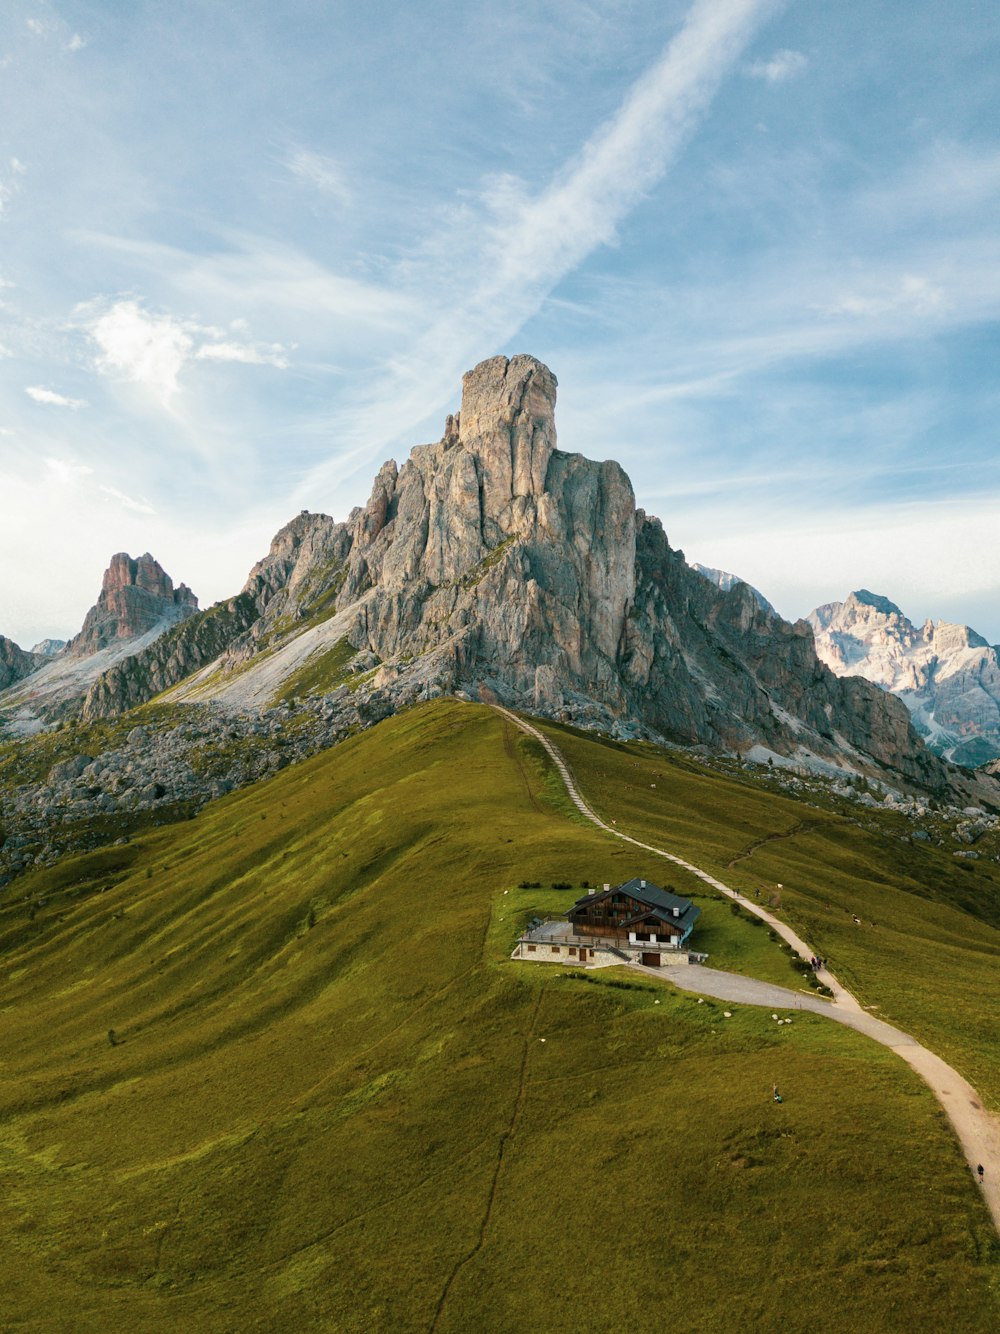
(493, 703, 1000, 1236)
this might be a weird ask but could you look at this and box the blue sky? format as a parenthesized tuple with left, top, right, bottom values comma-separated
(2, 0, 999, 647)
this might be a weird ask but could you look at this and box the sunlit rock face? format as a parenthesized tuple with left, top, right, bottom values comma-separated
(66, 553, 198, 657)
(809, 591, 1000, 766)
(75, 354, 978, 799)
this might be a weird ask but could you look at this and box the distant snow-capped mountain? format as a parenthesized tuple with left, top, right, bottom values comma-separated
(691, 563, 775, 615)
(807, 590, 1000, 767)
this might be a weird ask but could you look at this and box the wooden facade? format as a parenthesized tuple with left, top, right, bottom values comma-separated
(566, 878, 700, 949)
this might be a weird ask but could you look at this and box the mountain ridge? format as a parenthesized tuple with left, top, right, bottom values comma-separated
(0, 552, 198, 734)
(3, 354, 996, 809)
(65, 355, 991, 804)
(808, 590, 1000, 767)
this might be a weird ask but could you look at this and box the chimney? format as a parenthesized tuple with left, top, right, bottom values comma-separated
(603, 883, 610, 893)
(640, 879, 646, 889)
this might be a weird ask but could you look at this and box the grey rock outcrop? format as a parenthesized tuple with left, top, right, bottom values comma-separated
(82, 593, 258, 720)
(75, 355, 996, 804)
(691, 563, 776, 616)
(67, 552, 198, 657)
(0, 636, 44, 691)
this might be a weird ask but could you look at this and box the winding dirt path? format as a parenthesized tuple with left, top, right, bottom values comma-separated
(494, 704, 1000, 1235)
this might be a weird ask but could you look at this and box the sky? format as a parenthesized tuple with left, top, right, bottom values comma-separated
(2, 0, 999, 647)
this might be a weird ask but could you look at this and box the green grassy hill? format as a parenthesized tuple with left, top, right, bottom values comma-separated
(0, 701, 997, 1332)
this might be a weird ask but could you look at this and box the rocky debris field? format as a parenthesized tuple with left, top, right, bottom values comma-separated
(0, 685, 408, 888)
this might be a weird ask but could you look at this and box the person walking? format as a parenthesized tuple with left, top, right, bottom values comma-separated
(977, 1164, 985, 1183)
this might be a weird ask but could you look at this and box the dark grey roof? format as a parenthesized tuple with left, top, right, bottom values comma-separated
(569, 878, 700, 933)
(615, 877, 694, 915)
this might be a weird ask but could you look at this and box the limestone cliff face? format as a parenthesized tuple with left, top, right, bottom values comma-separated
(327, 355, 636, 707)
(67, 553, 198, 657)
(81, 594, 258, 719)
(0, 636, 43, 691)
(78, 355, 973, 797)
(616, 520, 939, 786)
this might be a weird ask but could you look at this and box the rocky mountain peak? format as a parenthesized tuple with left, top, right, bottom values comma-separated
(30, 638, 66, 658)
(67, 552, 198, 657)
(928, 621, 989, 653)
(72, 351, 997, 804)
(809, 589, 1000, 767)
(456, 354, 557, 534)
(849, 589, 906, 618)
(691, 563, 775, 616)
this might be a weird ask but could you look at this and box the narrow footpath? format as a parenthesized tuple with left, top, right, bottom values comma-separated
(494, 704, 1000, 1236)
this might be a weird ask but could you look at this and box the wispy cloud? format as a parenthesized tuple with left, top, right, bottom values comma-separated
(79, 231, 415, 330)
(300, 0, 786, 490)
(26, 385, 87, 409)
(195, 340, 290, 368)
(66, 34, 87, 53)
(0, 157, 27, 216)
(99, 484, 156, 515)
(823, 274, 946, 319)
(285, 148, 351, 206)
(746, 48, 808, 82)
(45, 457, 93, 484)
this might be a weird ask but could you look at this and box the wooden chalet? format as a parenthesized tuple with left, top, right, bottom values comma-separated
(566, 878, 700, 959)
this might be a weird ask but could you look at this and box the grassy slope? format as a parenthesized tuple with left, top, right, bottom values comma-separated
(0, 701, 996, 1332)
(547, 721, 1000, 1111)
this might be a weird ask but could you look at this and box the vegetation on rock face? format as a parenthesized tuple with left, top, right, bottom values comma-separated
(271, 636, 366, 705)
(0, 701, 997, 1332)
(81, 593, 259, 719)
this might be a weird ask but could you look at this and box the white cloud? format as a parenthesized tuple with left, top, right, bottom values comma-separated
(89, 299, 193, 402)
(285, 148, 351, 206)
(99, 484, 156, 515)
(82, 297, 294, 403)
(45, 457, 93, 485)
(195, 340, 290, 368)
(25, 18, 50, 37)
(824, 274, 946, 319)
(80, 230, 415, 331)
(300, 0, 786, 490)
(26, 385, 88, 409)
(67, 33, 87, 53)
(0, 158, 26, 217)
(747, 48, 808, 82)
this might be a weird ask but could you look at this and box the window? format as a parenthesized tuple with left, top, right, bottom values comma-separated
(568, 947, 577, 955)
(552, 946, 561, 953)
(527, 944, 536, 952)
